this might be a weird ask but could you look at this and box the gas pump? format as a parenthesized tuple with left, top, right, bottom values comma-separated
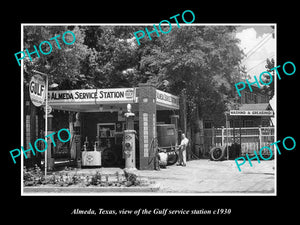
(123, 104, 136, 169)
(123, 130, 136, 169)
(82, 136, 102, 166)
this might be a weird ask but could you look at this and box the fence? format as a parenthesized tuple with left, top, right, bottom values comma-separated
(202, 126, 275, 157)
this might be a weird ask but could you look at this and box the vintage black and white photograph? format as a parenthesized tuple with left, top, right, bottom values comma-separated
(20, 23, 277, 196)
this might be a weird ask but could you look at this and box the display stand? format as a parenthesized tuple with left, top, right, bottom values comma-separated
(97, 123, 116, 151)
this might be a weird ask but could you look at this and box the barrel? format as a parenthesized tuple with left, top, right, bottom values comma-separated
(156, 124, 177, 148)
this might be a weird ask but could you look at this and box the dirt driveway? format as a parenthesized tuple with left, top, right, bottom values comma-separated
(136, 159, 275, 194)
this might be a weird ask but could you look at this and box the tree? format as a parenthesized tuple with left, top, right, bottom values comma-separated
(23, 25, 245, 158)
(139, 26, 243, 120)
(137, 26, 244, 156)
(24, 26, 91, 89)
(23, 26, 141, 90)
(261, 58, 275, 99)
(78, 26, 143, 88)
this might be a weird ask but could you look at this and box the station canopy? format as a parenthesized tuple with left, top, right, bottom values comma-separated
(48, 87, 179, 112)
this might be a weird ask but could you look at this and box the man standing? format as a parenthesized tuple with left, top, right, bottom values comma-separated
(177, 133, 189, 166)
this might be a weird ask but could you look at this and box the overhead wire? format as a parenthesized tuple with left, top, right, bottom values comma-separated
(247, 53, 275, 73)
(242, 33, 273, 63)
(244, 33, 272, 56)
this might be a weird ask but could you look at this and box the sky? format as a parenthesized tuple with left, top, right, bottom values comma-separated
(235, 25, 276, 81)
(235, 25, 276, 125)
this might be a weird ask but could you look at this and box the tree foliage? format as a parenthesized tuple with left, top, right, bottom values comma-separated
(138, 26, 244, 121)
(261, 58, 275, 99)
(24, 26, 90, 89)
(23, 25, 244, 125)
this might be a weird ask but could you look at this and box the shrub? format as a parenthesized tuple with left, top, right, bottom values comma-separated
(23, 166, 144, 188)
(23, 164, 44, 186)
(123, 169, 140, 186)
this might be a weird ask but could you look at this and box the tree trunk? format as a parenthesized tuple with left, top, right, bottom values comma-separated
(186, 120, 192, 161)
(179, 90, 187, 135)
(193, 105, 204, 158)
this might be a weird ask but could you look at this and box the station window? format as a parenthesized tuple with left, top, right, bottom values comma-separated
(204, 121, 213, 129)
(244, 120, 254, 127)
(261, 119, 270, 127)
(229, 120, 242, 128)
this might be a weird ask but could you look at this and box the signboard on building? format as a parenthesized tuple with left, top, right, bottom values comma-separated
(29, 74, 46, 107)
(156, 90, 179, 109)
(48, 88, 135, 104)
(229, 110, 274, 116)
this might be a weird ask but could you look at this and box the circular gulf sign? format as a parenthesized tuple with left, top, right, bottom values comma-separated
(29, 75, 46, 107)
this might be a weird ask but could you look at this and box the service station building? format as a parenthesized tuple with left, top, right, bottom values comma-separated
(24, 83, 180, 170)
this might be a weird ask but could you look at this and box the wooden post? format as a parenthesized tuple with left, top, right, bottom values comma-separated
(259, 125, 262, 149)
(221, 126, 225, 146)
(212, 126, 215, 146)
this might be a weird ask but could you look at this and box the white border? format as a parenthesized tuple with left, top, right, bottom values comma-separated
(21, 23, 277, 196)
(21, 24, 24, 194)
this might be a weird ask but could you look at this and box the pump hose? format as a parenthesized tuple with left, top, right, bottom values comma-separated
(69, 132, 75, 157)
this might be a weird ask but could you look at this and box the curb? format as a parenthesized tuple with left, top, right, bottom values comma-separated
(23, 184, 160, 193)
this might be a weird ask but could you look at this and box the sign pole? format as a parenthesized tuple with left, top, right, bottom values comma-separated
(45, 75, 48, 177)
(32, 70, 48, 177)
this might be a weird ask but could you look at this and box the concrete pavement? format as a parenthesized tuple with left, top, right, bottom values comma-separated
(31, 159, 275, 194)
(135, 159, 275, 194)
